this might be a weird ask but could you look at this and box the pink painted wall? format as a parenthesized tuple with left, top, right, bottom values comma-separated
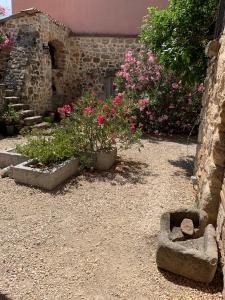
(12, 0, 168, 35)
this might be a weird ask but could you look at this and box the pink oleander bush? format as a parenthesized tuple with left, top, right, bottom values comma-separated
(0, 5, 12, 50)
(114, 46, 204, 135)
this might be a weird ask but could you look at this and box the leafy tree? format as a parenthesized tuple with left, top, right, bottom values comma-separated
(140, 0, 219, 83)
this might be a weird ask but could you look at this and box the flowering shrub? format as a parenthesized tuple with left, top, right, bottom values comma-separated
(115, 47, 204, 135)
(136, 77, 204, 135)
(114, 46, 162, 97)
(17, 93, 142, 167)
(0, 5, 12, 49)
(69, 93, 142, 151)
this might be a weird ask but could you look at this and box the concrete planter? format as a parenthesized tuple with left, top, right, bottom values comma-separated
(0, 148, 28, 169)
(12, 157, 79, 190)
(94, 148, 117, 171)
(156, 208, 218, 283)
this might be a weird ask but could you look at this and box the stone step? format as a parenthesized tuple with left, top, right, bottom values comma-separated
(24, 116, 42, 126)
(5, 89, 15, 96)
(8, 103, 29, 111)
(4, 96, 21, 104)
(33, 122, 51, 130)
(19, 109, 34, 119)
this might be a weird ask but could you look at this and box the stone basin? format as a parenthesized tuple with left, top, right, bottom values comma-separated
(156, 208, 218, 283)
(0, 148, 28, 169)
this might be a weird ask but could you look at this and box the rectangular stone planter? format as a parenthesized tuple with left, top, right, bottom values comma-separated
(0, 148, 28, 169)
(12, 157, 79, 190)
(156, 208, 218, 283)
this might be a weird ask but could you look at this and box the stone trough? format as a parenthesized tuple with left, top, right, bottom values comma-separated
(0, 148, 28, 169)
(11, 157, 79, 190)
(156, 208, 218, 283)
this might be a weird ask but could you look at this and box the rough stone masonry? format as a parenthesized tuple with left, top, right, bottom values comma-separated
(0, 8, 138, 115)
(195, 29, 225, 295)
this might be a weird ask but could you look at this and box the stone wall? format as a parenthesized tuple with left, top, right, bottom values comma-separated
(195, 32, 225, 225)
(67, 35, 138, 98)
(0, 9, 138, 114)
(195, 27, 225, 295)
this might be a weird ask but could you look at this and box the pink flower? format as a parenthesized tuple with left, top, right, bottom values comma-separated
(129, 116, 136, 124)
(169, 104, 175, 109)
(172, 83, 179, 90)
(0, 37, 12, 49)
(197, 83, 205, 93)
(138, 122, 143, 128)
(97, 115, 104, 125)
(139, 75, 146, 81)
(147, 51, 155, 63)
(84, 106, 95, 114)
(58, 104, 71, 113)
(112, 95, 122, 106)
(0, 5, 6, 15)
(110, 107, 116, 114)
(129, 124, 135, 132)
(138, 98, 149, 111)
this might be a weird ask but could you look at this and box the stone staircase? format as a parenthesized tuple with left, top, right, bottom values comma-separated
(0, 30, 51, 131)
(4, 87, 50, 130)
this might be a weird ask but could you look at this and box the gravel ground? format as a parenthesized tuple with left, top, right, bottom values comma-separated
(0, 135, 223, 300)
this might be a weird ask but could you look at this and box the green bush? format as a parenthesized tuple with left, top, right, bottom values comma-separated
(16, 127, 75, 166)
(140, 0, 219, 83)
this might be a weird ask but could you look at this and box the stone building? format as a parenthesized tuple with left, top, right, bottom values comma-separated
(0, 8, 138, 124)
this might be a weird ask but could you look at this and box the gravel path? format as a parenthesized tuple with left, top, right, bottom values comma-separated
(0, 135, 222, 300)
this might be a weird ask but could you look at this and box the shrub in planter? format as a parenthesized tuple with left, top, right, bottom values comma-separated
(67, 93, 142, 170)
(1, 107, 21, 136)
(16, 127, 76, 167)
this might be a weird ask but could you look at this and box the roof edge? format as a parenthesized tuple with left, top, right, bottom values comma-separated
(0, 8, 71, 33)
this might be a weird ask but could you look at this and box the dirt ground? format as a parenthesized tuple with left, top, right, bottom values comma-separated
(0, 135, 223, 300)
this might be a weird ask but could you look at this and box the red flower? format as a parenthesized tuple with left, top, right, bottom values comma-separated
(57, 104, 71, 113)
(129, 116, 136, 124)
(84, 106, 95, 114)
(112, 95, 122, 106)
(110, 107, 116, 114)
(97, 115, 104, 125)
(129, 124, 135, 132)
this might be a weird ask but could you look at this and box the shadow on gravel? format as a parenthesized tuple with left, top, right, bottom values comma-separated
(79, 159, 158, 186)
(142, 134, 197, 146)
(168, 155, 195, 177)
(158, 266, 223, 296)
(0, 294, 13, 300)
(51, 159, 158, 195)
